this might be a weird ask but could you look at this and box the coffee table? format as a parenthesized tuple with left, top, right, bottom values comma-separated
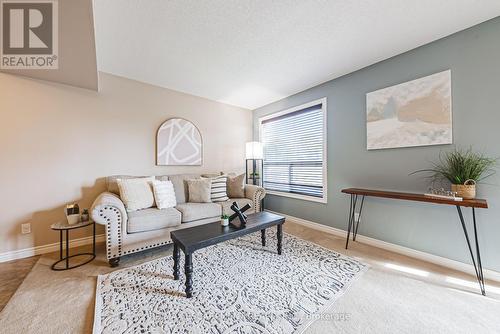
(170, 211, 285, 298)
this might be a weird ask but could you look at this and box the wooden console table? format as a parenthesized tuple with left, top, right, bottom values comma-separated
(341, 188, 488, 296)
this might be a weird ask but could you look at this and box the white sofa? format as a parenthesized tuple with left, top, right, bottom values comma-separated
(91, 173, 266, 267)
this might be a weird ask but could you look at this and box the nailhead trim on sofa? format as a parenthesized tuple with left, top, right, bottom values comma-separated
(100, 206, 122, 259)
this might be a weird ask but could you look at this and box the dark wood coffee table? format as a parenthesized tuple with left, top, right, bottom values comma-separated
(170, 211, 285, 298)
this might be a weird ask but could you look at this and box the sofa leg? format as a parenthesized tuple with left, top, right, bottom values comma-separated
(109, 257, 120, 267)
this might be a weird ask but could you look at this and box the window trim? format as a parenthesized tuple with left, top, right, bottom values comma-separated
(258, 97, 328, 204)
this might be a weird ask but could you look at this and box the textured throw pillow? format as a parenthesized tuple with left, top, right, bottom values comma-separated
(227, 173, 245, 198)
(207, 175, 229, 202)
(152, 180, 177, 209)
(117, 177, 155, 211)
(187, 178, 212, 203)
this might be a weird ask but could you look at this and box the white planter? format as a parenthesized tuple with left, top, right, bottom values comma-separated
(67, 214, 80, 225)
(221, 218, 229, 226)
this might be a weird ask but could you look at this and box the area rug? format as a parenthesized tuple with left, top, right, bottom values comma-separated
(93, 231, 367, 334)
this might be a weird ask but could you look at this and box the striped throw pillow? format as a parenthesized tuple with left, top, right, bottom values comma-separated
(209, 175, 229, 202)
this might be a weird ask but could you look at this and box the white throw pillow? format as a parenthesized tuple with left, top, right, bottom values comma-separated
(117, 177, 155, 211)
(152, 180, 177, 209)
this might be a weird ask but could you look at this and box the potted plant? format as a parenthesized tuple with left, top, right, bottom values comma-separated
(411, 148, 497, 199)
(221, 214, 230, 226)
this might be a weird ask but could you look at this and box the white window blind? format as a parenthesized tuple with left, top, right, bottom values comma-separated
(260, 99, 326, 201)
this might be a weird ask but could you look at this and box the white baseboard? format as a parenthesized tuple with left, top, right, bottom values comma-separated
(0, 234, 105, 263)
(268, 210, 500, 283)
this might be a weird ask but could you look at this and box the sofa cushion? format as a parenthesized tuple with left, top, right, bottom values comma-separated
(175, 203, 221, 223)
(168, 174, 202, 203)
(127, 208, 181, 234)
(220, 198, 253, 216)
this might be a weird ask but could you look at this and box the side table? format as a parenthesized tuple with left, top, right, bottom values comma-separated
(50, 220, 96, 271)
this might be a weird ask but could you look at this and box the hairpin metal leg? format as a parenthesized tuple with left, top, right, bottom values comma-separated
(456, 206, 485, 296)
(345, 194, 355, 249)
(346, 194, 365, 249)
(353, 195, 365, 241)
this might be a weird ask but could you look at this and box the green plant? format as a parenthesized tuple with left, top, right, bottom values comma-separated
(410, 148, 497, 184)
(221, 214, 230, 220)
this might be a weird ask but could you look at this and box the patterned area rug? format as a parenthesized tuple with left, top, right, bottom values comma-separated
(93, 231, 367, 334)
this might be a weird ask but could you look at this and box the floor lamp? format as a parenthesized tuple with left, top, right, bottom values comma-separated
(245, 141, 263, 187)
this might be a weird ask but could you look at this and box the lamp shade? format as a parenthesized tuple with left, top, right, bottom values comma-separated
(246, 142, 263, 159)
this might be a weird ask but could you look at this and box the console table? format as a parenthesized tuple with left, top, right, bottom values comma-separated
(341, 188, 488, 295)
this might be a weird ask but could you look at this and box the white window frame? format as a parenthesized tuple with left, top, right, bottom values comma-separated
(258, 97, 328, 204)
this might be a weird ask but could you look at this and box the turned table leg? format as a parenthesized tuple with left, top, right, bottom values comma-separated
(184, 253, 193, 298)
(277, 224, 283, 255)
(173, 243, 180, 280)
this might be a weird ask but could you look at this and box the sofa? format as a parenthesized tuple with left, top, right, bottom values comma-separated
(91, 173, 266, 267)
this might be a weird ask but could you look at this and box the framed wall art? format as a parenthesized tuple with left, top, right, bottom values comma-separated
(157, 118, 202, 166)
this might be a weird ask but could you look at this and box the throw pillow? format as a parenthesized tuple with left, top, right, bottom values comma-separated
(187, 178, 212, 203)
(201, 172, 222, 178)
(117, 177, 155, 211)
(227, 173, 245, 198)
(207, 175, 229, 202)
(152, 180, 177, 209)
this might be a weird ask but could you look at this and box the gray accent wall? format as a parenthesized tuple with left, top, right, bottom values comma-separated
(253, 17, 500, 272)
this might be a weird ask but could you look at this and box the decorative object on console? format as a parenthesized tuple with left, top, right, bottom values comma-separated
(424, 188, 462, 201)
(65, 203, 80, 225)
(245, 141, 263, 186)
(157, 118, 202, 166)
(229, 202, 251, 227)
(367, 70, 452, 150)
(411, 148, 497, 199)
(152, 180, 177, 209)
(220, 214, 229, 226)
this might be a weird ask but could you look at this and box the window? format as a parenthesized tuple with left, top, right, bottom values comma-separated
(259, 98, 327, 203)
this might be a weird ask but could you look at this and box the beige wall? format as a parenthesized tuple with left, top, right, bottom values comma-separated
(0, 72, 252, 254)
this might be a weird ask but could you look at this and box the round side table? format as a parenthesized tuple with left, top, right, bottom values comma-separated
(50, 220, 96, 271)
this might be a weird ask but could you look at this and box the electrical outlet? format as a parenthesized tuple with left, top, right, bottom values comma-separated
(21, 223, 31, 234)
(354, 213, 361, 222)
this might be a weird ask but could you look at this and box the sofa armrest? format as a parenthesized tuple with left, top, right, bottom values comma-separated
(91, 192, 127, 260)
(245, 185, 266, 212)
(91, 192, 127, 225)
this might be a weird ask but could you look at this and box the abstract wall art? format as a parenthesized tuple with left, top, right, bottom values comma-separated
(366, 70, 452, 150)
(157, 118, 202, 165)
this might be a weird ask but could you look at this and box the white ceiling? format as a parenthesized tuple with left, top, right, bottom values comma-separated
(93, 1, 500, 110)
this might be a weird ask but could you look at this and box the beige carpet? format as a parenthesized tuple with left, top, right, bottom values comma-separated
(1, 229, 499, 334)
